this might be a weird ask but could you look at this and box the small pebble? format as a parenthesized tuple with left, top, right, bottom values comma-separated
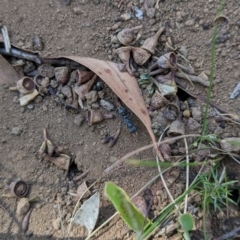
(27, 104, 35, 110)
(146, 8, 156, 19)
(185, 19, 195, 26)
(11, 126, 23, 136)
(52, 218, 61, 230)
(74, 114, 85, 127)
(73, 7, 83, 14)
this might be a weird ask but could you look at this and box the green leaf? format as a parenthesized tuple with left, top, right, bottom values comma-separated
(179, 213, 194, 232)
(183, 231, 191, 240)
(140, 73, 150, 80)
(104, 182, 152, 235)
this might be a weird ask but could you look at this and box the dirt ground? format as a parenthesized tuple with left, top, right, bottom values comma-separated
(1, 0, 240, 239)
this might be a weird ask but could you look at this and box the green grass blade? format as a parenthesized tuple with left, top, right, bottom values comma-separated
(105, 182, 152, 236)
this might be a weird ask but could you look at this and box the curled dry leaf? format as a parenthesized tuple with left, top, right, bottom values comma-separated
(60, 56, 163, 166)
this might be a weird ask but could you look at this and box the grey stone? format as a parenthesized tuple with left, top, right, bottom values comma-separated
(73, 7, 83, 14)
(52, 218, 61, 230)
(185, 19, 195, 26)
(11, 126, 23, 136)
(74, 114, 85, 127)
(27, 104, 35, 110)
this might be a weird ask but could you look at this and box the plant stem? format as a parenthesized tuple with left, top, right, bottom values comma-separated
(201, 0, 225, 138)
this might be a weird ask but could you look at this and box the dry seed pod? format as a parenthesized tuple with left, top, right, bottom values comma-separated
(114, 47, 133, 75)
(87, 109, 114, 125)
(65, 87, 80, 113)
(166, 95, 180, 115)
(61, 85, 73, 101)
(150, 52, 177, 71)
(141, 27, 165, 54)
(167, 113, 185, 136)
(150, 90, 169, 110)
(54, 66, 70, 86)
(117, 25, 142, 45)
(74, 74, 97, 100)
(131, 47, 151, 66)
(75, 70, 94, 85)
(9, 77, 35, 94)
(9, 179, 29, 198)
(19, 89, 39, 106)
(85, 90, 98, 106)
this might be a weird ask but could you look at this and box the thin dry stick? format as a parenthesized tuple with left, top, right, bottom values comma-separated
(175, 71, 210, 87)
(183, 138, 189, 214)
(156, 127, 180, 212)
(104, 134, 200, 173)
(178, 68, 195, 88)
(73, 168, 90, 182)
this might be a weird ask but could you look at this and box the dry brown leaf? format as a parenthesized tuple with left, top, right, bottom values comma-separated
(63, 56, 162, 165)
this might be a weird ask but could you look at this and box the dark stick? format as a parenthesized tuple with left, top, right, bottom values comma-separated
(0, 47, 42, 64)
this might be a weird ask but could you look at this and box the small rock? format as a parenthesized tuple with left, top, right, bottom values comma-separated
(50, 80, 58, 88)
(179, 45, 188, 56)
(27, 104, 35, 110)
(74, 114, 85, 127)
(220, 137, 240, 153)
(146, 8, 156, 19)
(11, 126, 23, 136)
(52, 218, 61, 230)
(120, 12, 131, 21)
(17, 198, 30, 216)
(185, 19, 195, 26)
(13, 96, 18, 103)
(73, 7, 83, 14)
(111, 22, 121, 30)
(32, 35, 43, 51)
(190, 107, 202, 121)
(61, 187, 68, 195)
(34, 95, 43, 103)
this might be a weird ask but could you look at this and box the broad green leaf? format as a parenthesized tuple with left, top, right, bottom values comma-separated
(105, 182, 152, 235)
(179, 213, 194, 232)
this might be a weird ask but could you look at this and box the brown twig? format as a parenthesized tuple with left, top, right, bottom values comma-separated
(104, 134, 200, 173)
(175, 71, 210, 87)
(73, 168, 90, 182)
